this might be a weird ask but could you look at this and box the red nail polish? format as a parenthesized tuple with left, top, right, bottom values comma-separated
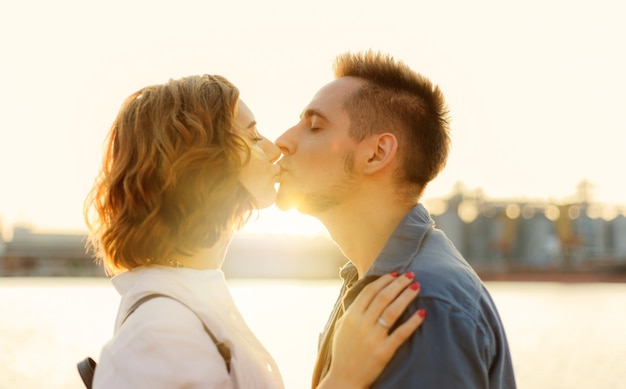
(418, 309, 426, 318)
(390, 271, 399, 277)
(410, 281, 420, 291)
(405, 271, 414, 279)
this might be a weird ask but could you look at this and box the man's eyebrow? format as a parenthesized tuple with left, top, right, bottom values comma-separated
(299, 108, 328, 122)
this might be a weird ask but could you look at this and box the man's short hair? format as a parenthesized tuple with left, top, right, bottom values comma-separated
(333, 50, 451, 195)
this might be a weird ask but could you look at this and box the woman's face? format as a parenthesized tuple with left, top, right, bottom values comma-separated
(235, 100, 281, 209)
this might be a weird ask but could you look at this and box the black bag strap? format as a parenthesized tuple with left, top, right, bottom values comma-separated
(77, 357, 96, 388)
(76, 293, 231, 388)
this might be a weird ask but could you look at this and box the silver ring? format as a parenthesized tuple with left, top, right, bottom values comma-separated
(377, 316, 391, 329)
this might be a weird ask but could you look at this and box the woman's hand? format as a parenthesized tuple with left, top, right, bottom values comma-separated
(317, 272, 425, 389)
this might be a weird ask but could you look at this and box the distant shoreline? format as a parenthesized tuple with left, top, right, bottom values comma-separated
(477, 263, 626, 283)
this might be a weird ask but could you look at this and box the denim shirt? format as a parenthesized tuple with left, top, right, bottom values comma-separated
(314, 204, 516, 388)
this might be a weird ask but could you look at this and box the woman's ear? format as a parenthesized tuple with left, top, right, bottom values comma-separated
(363, 133, 398, 175)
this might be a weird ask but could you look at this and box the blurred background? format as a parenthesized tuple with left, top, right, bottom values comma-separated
(1, 0, 625, 388)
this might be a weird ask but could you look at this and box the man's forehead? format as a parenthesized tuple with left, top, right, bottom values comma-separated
(315, 77, 363, 99)
(301, 77, 363, 118)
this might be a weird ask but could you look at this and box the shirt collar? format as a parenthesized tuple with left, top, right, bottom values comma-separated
(341, 203, 434, 308)
(365, 203, 434, 276)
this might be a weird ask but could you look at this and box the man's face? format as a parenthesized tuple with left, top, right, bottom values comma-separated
(275, 77, 364, 216)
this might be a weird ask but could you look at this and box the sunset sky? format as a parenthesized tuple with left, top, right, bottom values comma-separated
(1, 0, 624, 236)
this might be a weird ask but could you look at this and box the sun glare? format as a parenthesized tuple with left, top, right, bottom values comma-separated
(241, 206, 327, 237)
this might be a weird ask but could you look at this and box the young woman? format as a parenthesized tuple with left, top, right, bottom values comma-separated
(84, 74, 425, 388)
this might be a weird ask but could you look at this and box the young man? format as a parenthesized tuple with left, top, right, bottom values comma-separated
(275, 51, 516, 388)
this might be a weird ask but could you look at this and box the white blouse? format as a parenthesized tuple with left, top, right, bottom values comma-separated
(93, 266, 284, 389)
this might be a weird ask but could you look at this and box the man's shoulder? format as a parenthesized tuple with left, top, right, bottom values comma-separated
(408, 229, 497, 319)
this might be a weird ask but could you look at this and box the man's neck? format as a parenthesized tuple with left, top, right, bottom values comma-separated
(317, 198, 415, 277)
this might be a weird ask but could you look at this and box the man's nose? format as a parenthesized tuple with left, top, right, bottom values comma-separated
(274, 126, 296, 156)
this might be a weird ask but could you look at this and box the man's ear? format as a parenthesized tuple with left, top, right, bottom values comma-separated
(363, 133, 398, 175)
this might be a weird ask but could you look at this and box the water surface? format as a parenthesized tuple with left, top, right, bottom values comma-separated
(1, 278, 624, 388)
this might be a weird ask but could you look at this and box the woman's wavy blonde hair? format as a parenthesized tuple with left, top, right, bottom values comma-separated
(84, 74, 255, 274)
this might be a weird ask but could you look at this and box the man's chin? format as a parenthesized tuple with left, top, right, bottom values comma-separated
(276, 192, 305, 213)
(275, 194, 295, 212)
(275, 201, 291, 211)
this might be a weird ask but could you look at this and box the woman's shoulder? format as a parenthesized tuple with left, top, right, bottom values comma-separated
(121, 295, 207, 335)
(95, 296, 232, 387)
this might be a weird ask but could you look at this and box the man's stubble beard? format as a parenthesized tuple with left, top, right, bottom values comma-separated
(276, 150, 357, 216)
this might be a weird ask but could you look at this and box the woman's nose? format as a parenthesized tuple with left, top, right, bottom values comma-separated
(262, 137, 281, 163)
